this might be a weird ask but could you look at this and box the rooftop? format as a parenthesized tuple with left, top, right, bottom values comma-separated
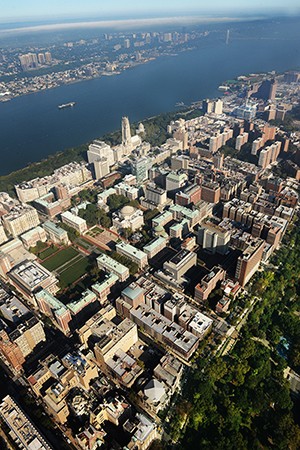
(116, 242, 147, 261)
(0, 395, 53, 450)
(9, 260, 55, 292)
(20, 226, 45, 240)
(0, 295, 30, 323)
(97, 253, 129, 276)
(68, 289, 97, 315)
(188, 312, 213, 336)
(143, 236, 167, 253)
(122, 284, 145, 301)
(131, 304, 199, 358)
(91, 273, 118, 295)
(35, 290, 68, 317)
(43, 221, 68, 237)
(61, 210, 87, 226)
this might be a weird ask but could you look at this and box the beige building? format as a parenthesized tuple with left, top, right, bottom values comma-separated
(143, 236, 167, 259)
(0, 225, 8, 245)
(0, 238, 38, 279)
(166, 172, 188, 192)
(8, 260, 59, 302)
(115, 182, 139, 200)
(43, 221, 70, 245)
(15, 162, 92, 203)
(87, 140, 115, 167)
(79, 313, 138, 371)
(94, 319, 137, 368)
(112, 205, 144, 232)
(61, 211, 87, 233)
(163, 249, 197, 283)
(144, 183, 167, 206)
(90, 393, 131, 428)
(124, 413, 159, 450)
(0, 396, 53, 450)
(258, 141, 281, 169)
(198, 218, 231, 255)
(171, 156, 189, 171)
(235, 132, 249, 151)
(116, 242, 148, 269)
(28, 352, 98, 424)
(0, 295, 46, 372)
(97, 253, 130, 282)
(20, 226, 47, 249)
(251, 137, 264, 155)
(2, 204, 40, 237)
(94, 158, 110, 179)
(130, 304, 199, 361)
(9, 316, 46, 358)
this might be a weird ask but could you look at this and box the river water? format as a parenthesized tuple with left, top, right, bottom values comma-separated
(0, 17, 300, 175)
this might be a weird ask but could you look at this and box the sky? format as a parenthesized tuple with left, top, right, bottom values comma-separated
(1, 0, 300, 22)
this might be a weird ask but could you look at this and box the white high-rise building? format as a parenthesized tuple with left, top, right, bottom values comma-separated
(45, 51, 52, 63)
(88, 140, 115, 167)
(124, 39, 131, 48)
(94, 158, 110, 179)
(214, 99, 223, 115)
(122, 116, 132, 153)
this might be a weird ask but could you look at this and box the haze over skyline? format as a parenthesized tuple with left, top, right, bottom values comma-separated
(1, 0, 300, 22)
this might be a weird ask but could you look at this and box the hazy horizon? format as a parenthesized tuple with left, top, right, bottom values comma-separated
(0, 15, 268, 36)
(1, 12, 300, 38)
(1, 0, 300, 24)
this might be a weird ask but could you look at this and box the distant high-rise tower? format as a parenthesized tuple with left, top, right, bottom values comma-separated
(124, 39, 130, 49)
(122, 116, 132, 152)
(252, 79, 277, 102)
(132, 157, 151, 184)
(44, 51, 52, 64)
(226, 29, 230, 45)
(203, 99, 214, 114)
(38, 53, 45, 65)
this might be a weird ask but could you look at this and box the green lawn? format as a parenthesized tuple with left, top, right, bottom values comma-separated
(38, 246, 58, 261)
(93, 226, 103, 234)
(58, 256, 90, 288)
(30, 241, 48, 255)
(76, 238, 92, 250)
(42, 247, 79, 271)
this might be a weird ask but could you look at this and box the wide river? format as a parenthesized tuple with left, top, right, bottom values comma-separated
(0, 18, 300, 175)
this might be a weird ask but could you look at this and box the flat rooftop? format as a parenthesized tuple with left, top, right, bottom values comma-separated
(97, 253, 129, 276)
(169, 249, 191, 265)
(0, 295, 30, 323)
(143, 236, 167, 253)
(116, 242, 147, 261)
(43, 221, 67, 237)
(188, 312, 213, 336)
(0, 395, 53, 450)
(9, 260, 54, 291)
(61, 211, 86, 226)
(131, 304, 198, 357)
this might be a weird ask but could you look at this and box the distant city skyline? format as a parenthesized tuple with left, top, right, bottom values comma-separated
(1, 0, 300, 22)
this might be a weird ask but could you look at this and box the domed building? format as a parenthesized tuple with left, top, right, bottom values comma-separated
(154, 224, 168, 239)
(120, 205, 135, 218)
(112, 205, 144, 232)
